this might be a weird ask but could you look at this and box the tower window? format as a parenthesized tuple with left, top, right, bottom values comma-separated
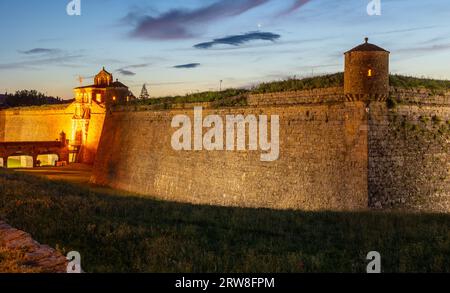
(368, 69, 373, 77)
(96, 94, 102, 102)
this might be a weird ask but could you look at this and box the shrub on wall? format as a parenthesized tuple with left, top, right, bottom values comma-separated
(386, 97, 398, 109)
(432, 115, 442, 124)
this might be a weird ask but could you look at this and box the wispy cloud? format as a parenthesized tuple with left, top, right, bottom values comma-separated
(126, 63, 152, 69)
(194, 31, 281, 49)
(279, 0, 311, 16)
(19, 48, 61, 55)
(150, 81, 190, 86)
(396, 43, 450, 54)
(371, 25, 441, 36)
(173, 63, 201, 69)
(116, 63, 152, 76)
(124, 0, 270, 40)
(117, 69, 136, 76)
(36, 37, 65, 43)
(0, 54, 84, 70)
(0, 47, 85, 71)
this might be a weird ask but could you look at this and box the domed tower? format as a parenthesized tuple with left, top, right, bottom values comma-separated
(344, 38, 390, 103)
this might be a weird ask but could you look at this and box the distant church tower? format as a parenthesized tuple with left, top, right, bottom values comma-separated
(344, 38, 390, 103)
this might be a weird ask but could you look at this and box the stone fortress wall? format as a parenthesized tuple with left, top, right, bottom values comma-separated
(369, 89, 450, 212)
(0, 103, 105, 164)
(90, 87, 450, 212)
(0, 104, 75, 143)
(91, 89, 369, 211)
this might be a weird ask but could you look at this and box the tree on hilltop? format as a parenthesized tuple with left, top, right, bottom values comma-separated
(4, 90, 68, 107)
(139, 84, 150, 100)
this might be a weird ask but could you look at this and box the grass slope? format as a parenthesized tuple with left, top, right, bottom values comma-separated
(126, 73, 449, 108)
(0, 170, 449, 273)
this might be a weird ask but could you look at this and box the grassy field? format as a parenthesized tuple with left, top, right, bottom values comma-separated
(0, 170, 449, 273)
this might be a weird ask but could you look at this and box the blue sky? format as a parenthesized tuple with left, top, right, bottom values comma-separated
(0, 0, 449, 99)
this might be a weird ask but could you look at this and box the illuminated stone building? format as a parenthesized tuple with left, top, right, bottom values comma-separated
(71, 67, 134, 162)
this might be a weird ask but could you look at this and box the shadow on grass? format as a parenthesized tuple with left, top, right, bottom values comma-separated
(0, 169, 449, 273)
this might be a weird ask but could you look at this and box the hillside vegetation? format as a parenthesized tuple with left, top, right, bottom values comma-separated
(252, 73, 344, 94)
(1, 90, 70, 108)
(389, 75, 450, 92)
(129, 88, 248, 108)
(0, 170, 449, 273)
(127, 74, 449, 107)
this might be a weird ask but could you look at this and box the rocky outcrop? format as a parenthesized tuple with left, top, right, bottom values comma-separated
(0, 221, 67, 273)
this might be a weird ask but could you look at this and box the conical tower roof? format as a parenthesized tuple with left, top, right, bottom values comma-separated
(345, 38, 389, 54)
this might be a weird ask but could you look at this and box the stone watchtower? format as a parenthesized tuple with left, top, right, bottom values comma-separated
(344, 38, 390, 103)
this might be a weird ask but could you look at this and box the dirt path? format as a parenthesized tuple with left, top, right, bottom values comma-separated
(12, 163, 93, 184)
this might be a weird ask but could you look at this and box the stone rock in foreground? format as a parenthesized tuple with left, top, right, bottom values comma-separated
(0, 220, 67, 273)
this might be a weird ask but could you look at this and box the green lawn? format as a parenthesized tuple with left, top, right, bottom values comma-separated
(0, 170, 449, 273)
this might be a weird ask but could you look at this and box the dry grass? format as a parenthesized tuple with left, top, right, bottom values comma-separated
(0, 247, 43, 273)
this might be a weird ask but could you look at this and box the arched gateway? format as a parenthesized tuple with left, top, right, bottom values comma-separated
(0, 132, 69, 168)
